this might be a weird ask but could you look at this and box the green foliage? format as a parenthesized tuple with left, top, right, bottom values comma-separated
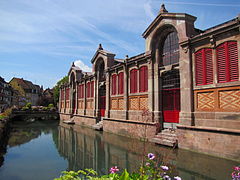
(54, 154, 181, 180)
(2, 108, 12, 117)
(42, 107, 49, 111)
(53, 76, 68, 105)
(25, 102, 32, 109)
(21, 107, 29, 111)
(48, 104, 54, 108)
(54, 169, 98, 180)
(0, 114, 6, 120)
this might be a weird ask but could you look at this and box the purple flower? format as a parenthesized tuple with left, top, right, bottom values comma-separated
(109, 166, 119, 174)
(174, 176, 182, 180)
(147, 153, 155, 160)
(161, 165, 169, 171)
(163, 175, 171, 180)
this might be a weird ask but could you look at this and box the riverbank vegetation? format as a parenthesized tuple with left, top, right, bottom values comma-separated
(54, 153, 182, 180)
(0, 108, 12, 120)
(19, 103, 57, 112)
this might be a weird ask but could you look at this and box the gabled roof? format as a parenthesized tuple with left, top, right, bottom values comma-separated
(142, 9, 196, 38)
(91, 44, 115, 64)
(68, 62, 82, 76)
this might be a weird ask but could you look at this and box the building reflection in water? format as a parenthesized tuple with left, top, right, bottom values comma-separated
(57, 123, 238, 179)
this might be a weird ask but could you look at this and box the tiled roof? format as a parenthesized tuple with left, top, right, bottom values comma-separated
(12, 78, 40, 90)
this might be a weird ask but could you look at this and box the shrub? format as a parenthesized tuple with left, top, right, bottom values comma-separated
(25, 102, 32, 109)
(21, 107, 29, 111)
(2, 108, 12, 117)
(0, 114, 6, 120)
(42, 107, 48, 111)
(48, 104, 54, 108)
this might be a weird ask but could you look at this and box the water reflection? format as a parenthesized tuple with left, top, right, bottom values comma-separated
(0, 120, 65, 180)
(58, 122, 239, 180)
(0, 121, 238, 180)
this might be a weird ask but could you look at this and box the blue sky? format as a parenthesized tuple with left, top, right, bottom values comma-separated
(0, 0, 239, 88)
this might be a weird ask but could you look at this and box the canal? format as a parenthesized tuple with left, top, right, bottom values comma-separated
(0, 120, 238, 180)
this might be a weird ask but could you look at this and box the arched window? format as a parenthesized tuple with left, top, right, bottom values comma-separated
(162, 31, 179, 66)
(195, 48, 213, 85)
(217, 41, 239, 83)
(139, 66, 148, 92)
(130, 69, 138, 93)
(111, 74, 117, 95)
(118, 72, 124, 95)
(96, 59, 105, 82)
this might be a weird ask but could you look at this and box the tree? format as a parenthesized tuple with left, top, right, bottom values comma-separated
(53, 76, 68, 106)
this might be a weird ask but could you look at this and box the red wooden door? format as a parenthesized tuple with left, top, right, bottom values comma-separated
(162, 88, 180, 123)
(100, 96, 106, 117)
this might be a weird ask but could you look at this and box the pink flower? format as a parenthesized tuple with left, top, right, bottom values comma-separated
(147, 153, 155, 160)
(161, 165, 169, 171)
(234, 166, 240, 171)
(145, 162, 150, 166)
(109, 166, 119, 174)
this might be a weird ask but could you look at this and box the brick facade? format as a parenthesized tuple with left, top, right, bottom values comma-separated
(59, 5, 240, 160)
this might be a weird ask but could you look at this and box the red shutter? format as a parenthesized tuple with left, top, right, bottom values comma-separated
(195, 48, 213, 85)
(112, 74, 117, 95)
(82, 84, 84, 98)
(205, 49, 213, 84)
(118, 72, 124, 95)
(87, 82, 90, 98)
(195, 50, 204, 85)
(139, 66, 148, 92)
(130, 69, 137, 93)
(61, 89, 64, 100)
(65, 88, 69, 100)
(217, 41, 239, 83)
(91, 81, 94, 97)
(139, 67, 143, 92)
(130, 70, 133, 93)
(77, 85, 81, 98)
(134, 69, 138, 93)
(144, 66, 148, 92)
(217, 44, 227, 83)
(228, 41, 239, 81)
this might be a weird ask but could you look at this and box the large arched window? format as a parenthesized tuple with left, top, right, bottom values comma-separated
(95, 59, 105, 82)
(162, 31, 179, 66)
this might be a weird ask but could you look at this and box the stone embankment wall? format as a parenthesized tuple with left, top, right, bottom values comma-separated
(0, 117, 10, 167)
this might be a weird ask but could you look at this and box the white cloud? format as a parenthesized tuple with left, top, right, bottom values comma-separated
(144, 1, 155, 20)
(74, 60, 92, 72)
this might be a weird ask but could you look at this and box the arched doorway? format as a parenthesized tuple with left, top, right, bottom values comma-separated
(70, 73, 76, 114)
(160, 31, 180, 126)
(95, 58, 106, 120)
(162, 70, 180, 124)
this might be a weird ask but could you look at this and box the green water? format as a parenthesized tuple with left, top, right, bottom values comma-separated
(0, 120, 238, 180)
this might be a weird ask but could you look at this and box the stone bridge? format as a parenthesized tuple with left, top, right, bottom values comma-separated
(11, 110, 59, 121)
